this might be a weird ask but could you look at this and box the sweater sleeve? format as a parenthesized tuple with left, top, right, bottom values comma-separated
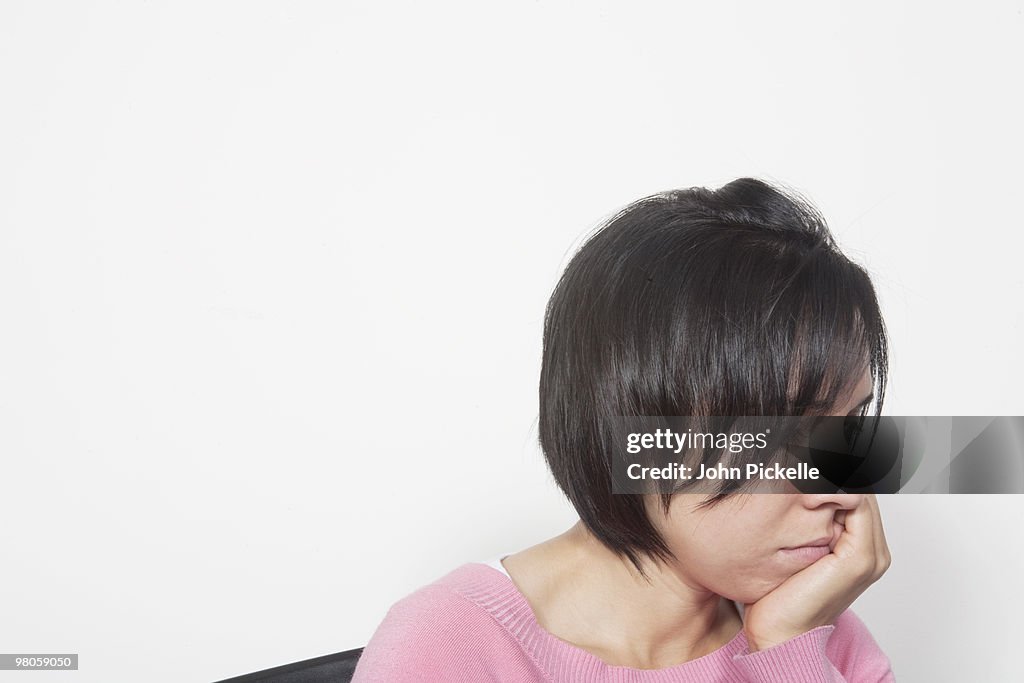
(731, 609, 895, 682)
(350, 584, 544, 683)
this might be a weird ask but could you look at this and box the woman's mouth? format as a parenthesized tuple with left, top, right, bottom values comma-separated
(778, 542, 832, 565)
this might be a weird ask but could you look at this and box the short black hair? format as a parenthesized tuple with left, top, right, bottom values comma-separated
(537, 177, 889, 579)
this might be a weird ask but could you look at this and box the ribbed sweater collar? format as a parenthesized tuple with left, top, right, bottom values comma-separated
(436, 562, 765, 683)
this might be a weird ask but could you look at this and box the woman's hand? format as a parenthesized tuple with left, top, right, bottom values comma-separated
(742, 494, 892, 652)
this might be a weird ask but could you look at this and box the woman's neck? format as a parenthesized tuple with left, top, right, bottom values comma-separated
(501, 520, 744, 670)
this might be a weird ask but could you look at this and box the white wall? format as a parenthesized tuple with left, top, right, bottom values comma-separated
(1, 2, 1021, 681)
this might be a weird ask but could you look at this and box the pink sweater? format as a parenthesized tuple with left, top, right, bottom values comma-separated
(351, 562, 895, 682)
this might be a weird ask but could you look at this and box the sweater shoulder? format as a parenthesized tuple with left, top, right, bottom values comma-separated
(351, 564, 534, 682)
(365, 563, 509, 641)
(384, 563, 505, 616)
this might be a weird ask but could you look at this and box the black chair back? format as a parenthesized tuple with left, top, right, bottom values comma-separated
(212, 647, 364, 683)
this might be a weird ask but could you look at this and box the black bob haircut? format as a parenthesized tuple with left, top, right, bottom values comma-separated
(537, 177, 889, 580)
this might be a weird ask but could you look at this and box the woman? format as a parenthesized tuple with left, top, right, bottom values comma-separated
(352, 178, 895, 682)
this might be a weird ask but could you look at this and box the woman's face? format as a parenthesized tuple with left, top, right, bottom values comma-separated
(646, 369, 875, 604)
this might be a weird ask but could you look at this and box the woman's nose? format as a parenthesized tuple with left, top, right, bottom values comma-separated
(801, 492, 864, 510)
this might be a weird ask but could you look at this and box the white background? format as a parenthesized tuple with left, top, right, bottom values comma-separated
(1, 1, 1022, 681)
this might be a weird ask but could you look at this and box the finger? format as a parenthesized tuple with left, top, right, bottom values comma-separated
(831, 494, 872, 561)
(830, 516, 845, 552)
(850, 494, 887, 581)
(867, 493, 891, 565)
(857, 494, 877, 557)
(829, 508, 848, 552)
(832, 509, 847, 540)
(865, 494, 887, 559)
